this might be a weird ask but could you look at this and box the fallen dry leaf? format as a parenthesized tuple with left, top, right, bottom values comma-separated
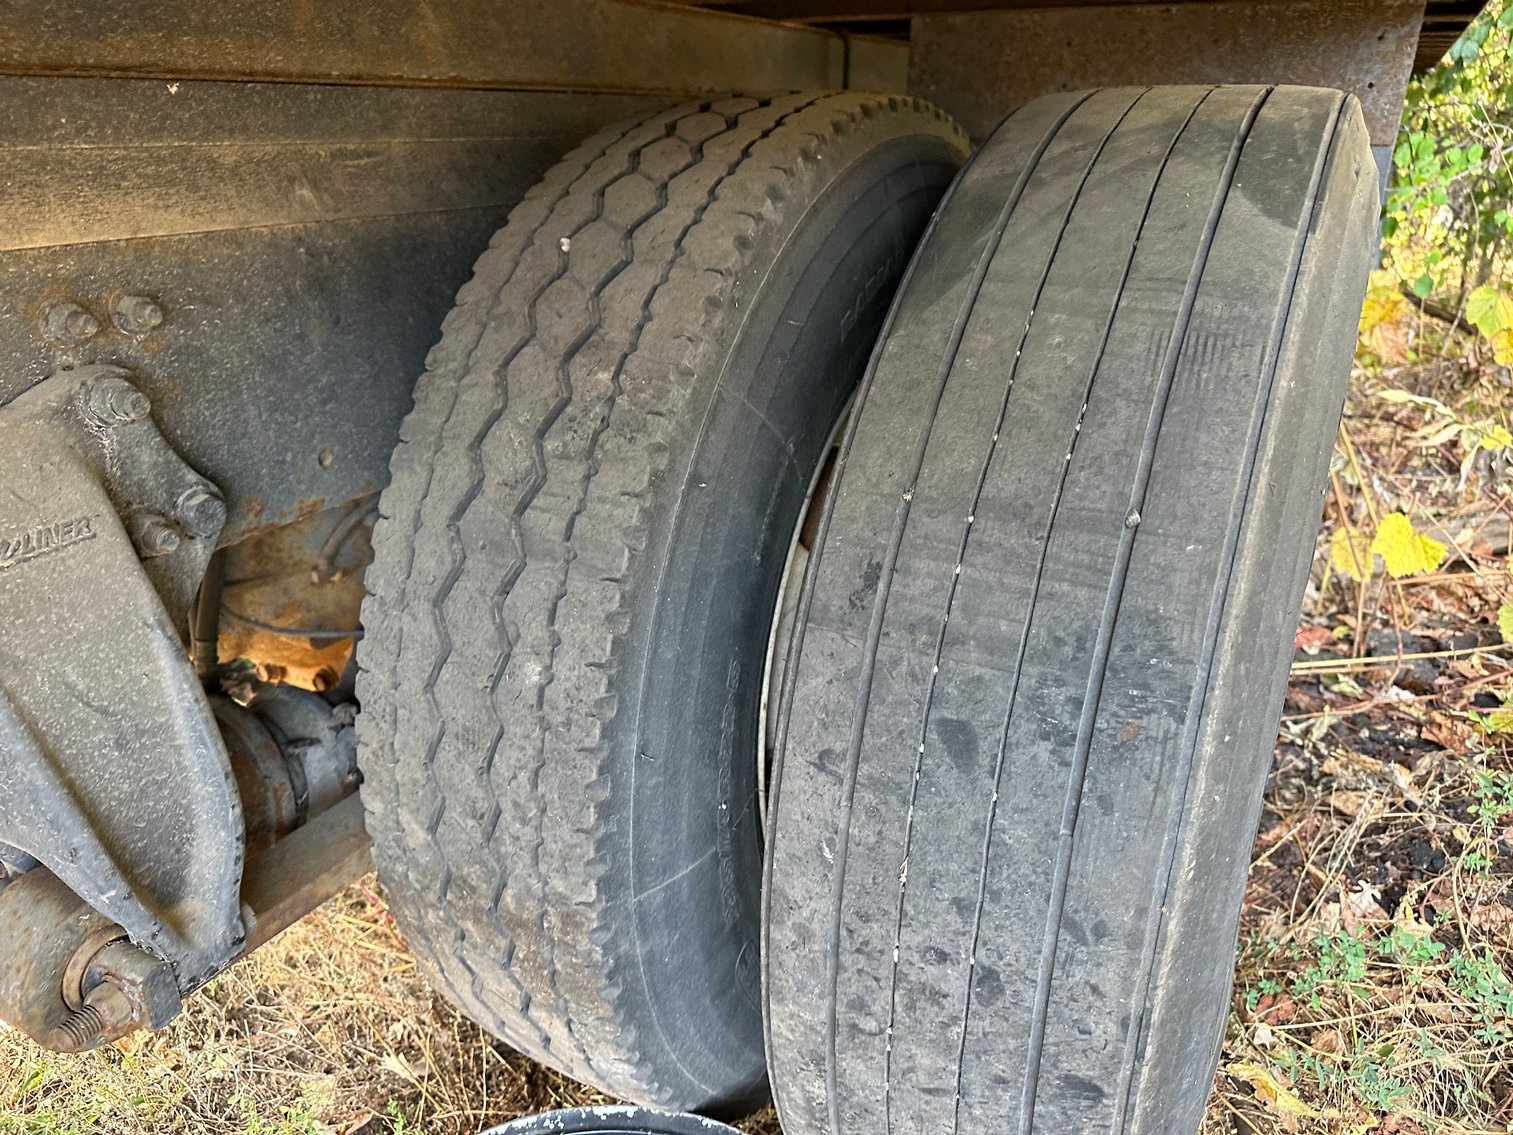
(1296, 623, 1337, 652)
(1229, 1060, 1321, 1122)
(1311, 1027, 1346, 1055)
(1330, 789, 1372, 818)
(1421, 716, 1475, 751)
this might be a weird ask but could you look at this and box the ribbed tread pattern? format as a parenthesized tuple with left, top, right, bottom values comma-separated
(763, 86, 1379, 1135)
(357, 93, 966, 1110)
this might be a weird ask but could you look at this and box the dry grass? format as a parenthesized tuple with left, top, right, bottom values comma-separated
(1199, 340, 1513, 1134)
(0, 880, 782, 1135)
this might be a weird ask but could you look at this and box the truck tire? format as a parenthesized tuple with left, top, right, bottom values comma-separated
(762, 86, 1377, 1135)
(356, 93, 966, 1114)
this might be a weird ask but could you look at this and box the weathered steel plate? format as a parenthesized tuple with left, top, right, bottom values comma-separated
(0, 79, 662, 542)
(908, 0, 1426, 143)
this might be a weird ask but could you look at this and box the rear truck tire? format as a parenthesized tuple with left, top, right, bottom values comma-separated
(355, 94, 967, 1114)
(762, 85, 1378, 1135)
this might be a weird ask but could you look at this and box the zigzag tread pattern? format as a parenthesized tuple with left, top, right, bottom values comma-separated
(357, 93, 964, 1104)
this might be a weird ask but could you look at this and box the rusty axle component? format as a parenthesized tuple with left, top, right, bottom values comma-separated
(0, 687, 365, 1052)
(0, 796, 370, 1052)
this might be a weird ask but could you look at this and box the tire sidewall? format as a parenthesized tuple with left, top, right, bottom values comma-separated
(608, 135, 963, 1104)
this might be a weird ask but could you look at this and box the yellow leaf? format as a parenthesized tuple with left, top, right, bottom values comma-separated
(1480, 708, 1513, 735)
(1359, 275, 1415, 362)
(1467, 284, 1513, 336)
(1478, 422, 1513, 450)
(1229, 1061, 1318, 1118)
(1329, 526, 1372, 582)
(1358, 270, 1412, 335)
(1370, 512, 1447, 578)
(1490, 327, 1513, 366)
(1499, 603, 1513, 644)
(1468, 286, 1513, 363)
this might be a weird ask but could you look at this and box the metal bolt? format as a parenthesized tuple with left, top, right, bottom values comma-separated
(127, 513, 181, 558)
(111, 295, 164, 336)
(42, 302, 100, 347)
(46, 981, 137, 1053)
(83, 375, 151, 427)
(311, 666, 339, 693)
(254, 662, 286, 684)
(47, 1003, 106, 1052)
(175, 486, 226, 539)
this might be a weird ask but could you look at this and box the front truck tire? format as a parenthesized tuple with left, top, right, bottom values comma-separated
(763, 86, 1378, 1134)
(356, 94, 967, 1114)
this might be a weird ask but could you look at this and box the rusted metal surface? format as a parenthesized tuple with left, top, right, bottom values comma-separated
(48, 983, 138, 1052)
(239, 793, 372, 956)
(0, 0, 908, 95)
(49, 940, 182, 1052)
(239, 688, 360, 830)
(0, 810, 368, 1048)
(909, 0, 1426, 143)
(0, 870, 119, 1046)
(216, 499, 374, 691)
(0, 687, 359, 1049)
(214, 698, 300, 854)
(0, 869, 180, 1052)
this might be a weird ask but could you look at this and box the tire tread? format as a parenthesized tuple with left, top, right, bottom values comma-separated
(358, 93, 966, 1105)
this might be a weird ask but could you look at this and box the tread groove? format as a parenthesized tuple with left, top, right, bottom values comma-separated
(760, 100, 992, 1126)
(1005, 84, 1250, 1135)
(359, 93, 967, 1110)
(850, 89, 1105, 1135)
(763, 83, 1377, 1135)
(365, 117, 646, 1050)
(420, 119, 679, 1075)
(817, 91, 1100, 1135)
(1110, 89, 1345, 1131)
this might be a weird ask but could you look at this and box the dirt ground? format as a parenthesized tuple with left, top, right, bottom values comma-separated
(4, 339, 1512, 1134)
(1194, 334, 1513, 1134)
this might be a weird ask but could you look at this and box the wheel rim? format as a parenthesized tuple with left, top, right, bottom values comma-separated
(758, 399, 851, 836)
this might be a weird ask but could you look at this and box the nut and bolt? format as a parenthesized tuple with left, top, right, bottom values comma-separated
(47, 938, 181, 1052)
(127, 513, 182, 558)
(254, 662, 287, 684)
(310, 666, 340, 693)
(46, 981, 137, 1053)
(42, 302, 100, 347)
(175, 486, 226, 540)
(83, 374, 151, 428)
(111, 295, 164, 336)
